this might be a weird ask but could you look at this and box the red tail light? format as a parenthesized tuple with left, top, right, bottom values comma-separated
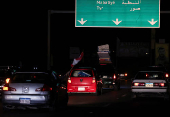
(6, 78, 10, 83)
(125, 73, 128, 76)
(165, 73, 169, 78)
(113, 74, 116, 79)
(3, 84, 16, 91)
(68, 77, 71, 83)
(92, 77, 96, 83)
(160, 83, 165, 87)
(42, 84, 52, 91)
(146, 73, 148, 77)
(36, 84, 52, 91)
(132, 82, 145, 86)
(154, 83, 166, 87)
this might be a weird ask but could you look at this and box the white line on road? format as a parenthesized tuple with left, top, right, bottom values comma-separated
(121, 94, 127, 97)
(103, 103, 111, 107)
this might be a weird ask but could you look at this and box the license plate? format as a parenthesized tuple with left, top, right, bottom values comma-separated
(20, 98, 31, 104)
(103, 76, 107, 78)
(145, 83, 153, 87)
(120, 74, 124, 76)
(78, 87, 85, 91)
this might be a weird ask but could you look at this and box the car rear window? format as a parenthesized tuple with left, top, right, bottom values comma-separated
(71, 70, 93, 77)
(135, 72, 165, 79)
(11, 73, 49, 83)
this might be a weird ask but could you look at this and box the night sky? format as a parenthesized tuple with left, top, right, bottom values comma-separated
(1, 1, 169, 72)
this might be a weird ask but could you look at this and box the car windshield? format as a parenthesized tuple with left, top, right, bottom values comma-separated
(71, 70, 93, 77)
(11, 72, 49, 83)
(135, 72, 165, 79)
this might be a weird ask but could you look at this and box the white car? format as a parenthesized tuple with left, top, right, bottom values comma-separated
(131, 71, 169, 100)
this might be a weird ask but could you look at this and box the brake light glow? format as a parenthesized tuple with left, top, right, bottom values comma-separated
(92, 77, 95, 83)
(146, 73, 148, 77)
(113, 74, 116, 79)
(165, 73, 169, 78)
(6, 78, 10, 83)
(133, 83, 145, 86)
(3, 86, 8, 91)
(134, 83, 139, 86)
(68, 77, 71, 83)
(3, 84, 16, 91)
(36, 84, 52, 91)
(125, 73, 127, 77)
(42, 84, 52, 91)
(160, 83, 164, 87)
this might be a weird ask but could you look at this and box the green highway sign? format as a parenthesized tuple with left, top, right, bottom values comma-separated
(75, 0, 160, 28)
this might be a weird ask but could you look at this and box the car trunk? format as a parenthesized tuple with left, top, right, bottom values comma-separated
(9, 83, 44, 94)
(70, 77, 94, 86)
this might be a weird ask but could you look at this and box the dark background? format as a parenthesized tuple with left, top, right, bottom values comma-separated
(1, 0, 169, 73)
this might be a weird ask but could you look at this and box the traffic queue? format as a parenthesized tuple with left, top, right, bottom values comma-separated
(0, 62, 170, 112)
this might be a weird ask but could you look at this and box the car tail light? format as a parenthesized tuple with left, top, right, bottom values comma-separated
(113, 74, 116, 79)
(154, 83, 159, 86)
(92, 77, 96, 83)
(3, 84, 16, 91)
(125, 73, 127, 76)
(3, 86, 9, 91)
(160, 83, 165, 87)
(165, 73, 169, 78)
(6, 78, 10, 83)
(154, 83, 166, 87)
(146, 73, 148, 77)
(132, 82, 145, 86)
(68, 77, 71, 83)
(36, 84, 52, 91)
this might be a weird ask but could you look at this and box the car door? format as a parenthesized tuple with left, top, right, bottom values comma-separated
(51, 71, 68, 104)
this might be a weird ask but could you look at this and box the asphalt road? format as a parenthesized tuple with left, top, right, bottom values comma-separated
(0, 80, 169, 117)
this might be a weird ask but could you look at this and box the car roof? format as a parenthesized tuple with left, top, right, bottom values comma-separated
(138, 71, 164, 73)
(15, 72, 48, 74)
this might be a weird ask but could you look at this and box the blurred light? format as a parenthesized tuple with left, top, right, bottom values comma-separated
(6, 78, 10, 83)
(146, 73, 148, 77)
(100, 64, 106, 65)
(134, 83, 139, 86)
(68, 77, 71, 83)
(3, 87, 8, 91)
(125, 73, 128, 76)
(165, 73, 169, 78)
(160, 83, 164, 87)
(146, 53, 149, 54)
(113, 74, 116, 79)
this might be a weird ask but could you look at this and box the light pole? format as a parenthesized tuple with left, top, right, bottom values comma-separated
(47, 10, 51, 70)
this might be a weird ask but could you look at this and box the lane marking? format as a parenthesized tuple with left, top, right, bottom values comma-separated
(103, 103, 110, 107)
(121, 94, 127, 97)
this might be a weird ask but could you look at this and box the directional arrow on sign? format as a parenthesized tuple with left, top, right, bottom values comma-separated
(77, 18, 87, 25)
(112, 18, 122, 25)
(148, 19, 157, 25)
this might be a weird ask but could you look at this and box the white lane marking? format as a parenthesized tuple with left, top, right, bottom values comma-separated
(121, 94, 127, 97)
(103, 103, 111, 107)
